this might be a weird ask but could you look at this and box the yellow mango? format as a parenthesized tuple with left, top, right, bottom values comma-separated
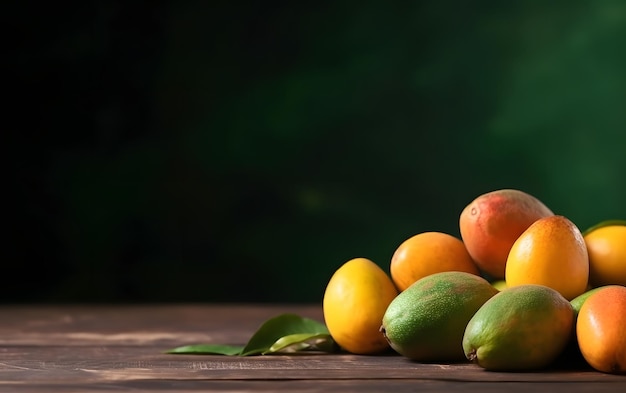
(584, 223, 626, 287)
(505, 215, 589, 300)
(323, 258, 398, 355)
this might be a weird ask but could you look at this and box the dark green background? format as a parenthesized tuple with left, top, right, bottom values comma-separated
(7, 1, 626, 303)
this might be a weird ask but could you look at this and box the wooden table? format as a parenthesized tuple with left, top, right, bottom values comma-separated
(0, 304, 624, 392)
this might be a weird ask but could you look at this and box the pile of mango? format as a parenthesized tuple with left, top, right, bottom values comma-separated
(322, 189, 626, 374)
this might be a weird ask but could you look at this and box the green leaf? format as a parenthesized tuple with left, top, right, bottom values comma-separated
(164, 313, 336, 356)
(582, 219, 626, 236)
(264, 333, 334, 354)
(165, 343, 244, 355)
(240, 313, 330, 356)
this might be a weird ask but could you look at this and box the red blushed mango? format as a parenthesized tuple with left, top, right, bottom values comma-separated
(459, 189, 554, 279)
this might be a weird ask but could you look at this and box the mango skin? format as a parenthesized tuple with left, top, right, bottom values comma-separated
(584, 224, 626, 287)
(463, 284, 575, 371)
(505, 215, 589, 301)
(381, 271, 498, 362)
(576, 285, 626, 374)
(323, 258, 399, 355)
(571, 286, 620, 316)
(558, 286, 623, 366)
(459, 189, 554, 279)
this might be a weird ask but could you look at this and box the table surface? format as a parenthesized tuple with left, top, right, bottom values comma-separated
(0, 304, 624, 392)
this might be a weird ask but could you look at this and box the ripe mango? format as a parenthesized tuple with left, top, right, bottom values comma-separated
(389, 231, 480, 291)
(323, 258, 399, 355)
(459, 189, 554, 279)
(380, 271, 498, 362)
(584, 223, 626, 287)
(559, 285, 622, 366)
(576, 285, 626, 374)
(505, 215, 589, 300)
(570, 286, 618, 316)
(463, 284, 575, 371)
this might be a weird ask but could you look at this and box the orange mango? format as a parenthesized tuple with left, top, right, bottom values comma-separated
(390, 232, 480, 292)
(576, 285, 626, 374)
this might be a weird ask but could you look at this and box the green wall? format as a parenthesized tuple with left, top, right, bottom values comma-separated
(7, 1, 626, 303)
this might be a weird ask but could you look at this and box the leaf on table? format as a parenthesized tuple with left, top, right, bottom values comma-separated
(264, 333, 335, 354)
(164, 313, 336, 356)
(165, 344, 244, 355)
(240, 313, 331, 356)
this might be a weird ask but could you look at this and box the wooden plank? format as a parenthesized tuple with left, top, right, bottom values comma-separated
(3, 379, 626, 393)
(1, 344, 624, 383)
(0, 304, 324, 346)
(0, 304, 624, 392)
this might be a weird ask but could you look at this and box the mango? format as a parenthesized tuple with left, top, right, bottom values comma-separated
(380, 271, 498, 362)
(505, 215, 589, 300)
(463, 284, 575, 371)
(584, 223, 626, 287)
(323, 258, 399, 355)
(570, 286, 619, 316)
(559, 285, 623, 366)
(576, 285, 626, 374)
(389, 231, 480, 291)
(459, 189, 554, 279)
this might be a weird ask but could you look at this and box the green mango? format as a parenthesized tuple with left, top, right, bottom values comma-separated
(380, 271, 498, 362)
(463, 284, 575, 370)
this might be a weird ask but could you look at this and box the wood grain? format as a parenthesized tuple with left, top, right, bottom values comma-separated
(0, 304, 624, 392)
